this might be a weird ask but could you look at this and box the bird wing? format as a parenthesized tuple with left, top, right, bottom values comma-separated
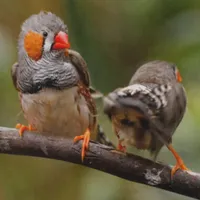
(103, 83, 186, 146)
(104, 83, 171, 118)
(68, 49, 90, 87)
(11, 62, 19, 91)
(68, 49, 103, 99)
(89, 86, 104, 99)
(116, 83, 172, 110)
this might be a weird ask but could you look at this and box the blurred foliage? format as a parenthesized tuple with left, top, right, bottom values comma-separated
(0, 0, 199, 199)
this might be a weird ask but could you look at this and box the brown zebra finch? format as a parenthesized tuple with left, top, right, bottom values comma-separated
(103, 60, 189, 177)
(11, 11, 101, 161)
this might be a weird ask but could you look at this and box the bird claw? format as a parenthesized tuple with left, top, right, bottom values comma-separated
(171, 159, 190, 179)
(15, 123, 36, 137)
(118, 143, 126, 153)
(168, 144, 190, 179)
(74, 128, 91, 162)
(117, 138, 126, 153)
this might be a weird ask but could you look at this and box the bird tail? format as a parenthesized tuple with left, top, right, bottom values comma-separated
(89, 86, 104, 99)
(96, 124, 115, 148)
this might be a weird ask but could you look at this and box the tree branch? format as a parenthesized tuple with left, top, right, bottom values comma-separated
(0, 127, 199, 199)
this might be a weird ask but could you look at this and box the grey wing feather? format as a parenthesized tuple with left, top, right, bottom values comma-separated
(68, 49, 103, 99)
(96, 124, 115, 148)
(11, 62, 19, 91)
(89, 86, 104, 99)
(146, 84, 186, 159)
(159, 83, 187, 136)
(103, 83, 186, 147)
(68, 49, 90, 87)
(103, 83, 168, 117)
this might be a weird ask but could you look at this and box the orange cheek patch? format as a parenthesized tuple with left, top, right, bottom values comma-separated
(24, 31, 43, 61)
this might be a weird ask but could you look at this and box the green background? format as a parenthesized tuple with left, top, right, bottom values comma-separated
(0, 0, 199, 199)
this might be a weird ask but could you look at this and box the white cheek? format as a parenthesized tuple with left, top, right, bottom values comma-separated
(43, 39, 52, 52)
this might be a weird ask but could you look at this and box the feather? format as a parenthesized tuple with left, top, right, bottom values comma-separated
(103, 82, 186, 156)
(11, 62, 19, 91)
(68, 49, 90, 87)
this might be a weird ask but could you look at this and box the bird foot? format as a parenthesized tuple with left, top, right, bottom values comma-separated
(167, 144, 190, 178)
(118, 143, 126, 153)
(74, 128, 91, 162)
(117, 138, 126, 153)
(171, 159, 190, 178)
(15, 123, 36, 137)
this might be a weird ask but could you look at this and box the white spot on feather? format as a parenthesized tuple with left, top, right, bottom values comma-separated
(117, 84, 149, 97)
(117, 83, 172, 110)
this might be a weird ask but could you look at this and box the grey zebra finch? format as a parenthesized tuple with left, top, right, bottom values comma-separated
(103, 60, 189, 177)
(11, 11, 111, 162)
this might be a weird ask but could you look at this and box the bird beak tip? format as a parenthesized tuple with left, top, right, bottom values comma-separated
(52, 31, 70, 50)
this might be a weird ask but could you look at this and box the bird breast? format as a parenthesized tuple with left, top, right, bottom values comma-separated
(20, 87, 90, 137)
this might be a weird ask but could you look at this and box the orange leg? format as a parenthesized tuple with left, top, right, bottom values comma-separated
(15, 123, 36, 137)
(167, 144, 190, 178)
(74, 128, 91, 162)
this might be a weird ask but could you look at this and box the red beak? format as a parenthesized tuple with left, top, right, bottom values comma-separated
(52, 31, 70, 50)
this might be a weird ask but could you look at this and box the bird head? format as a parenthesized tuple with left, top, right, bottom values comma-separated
(129, 60, 183, 85)
(16, 11, 80, 93)
(18, 11, 70, 61)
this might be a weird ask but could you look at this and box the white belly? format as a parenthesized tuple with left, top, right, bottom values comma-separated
(20, 87, 90, 138)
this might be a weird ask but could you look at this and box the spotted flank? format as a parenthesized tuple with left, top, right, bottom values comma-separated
(117, 84, 172, 109)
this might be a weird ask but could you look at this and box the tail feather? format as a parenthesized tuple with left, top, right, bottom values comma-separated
(96, 124, 115, 148)
(90, 86, 104, 99)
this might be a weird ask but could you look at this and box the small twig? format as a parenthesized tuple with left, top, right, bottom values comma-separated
(0, 126, 199, 199)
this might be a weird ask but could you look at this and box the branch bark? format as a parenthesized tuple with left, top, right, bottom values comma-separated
(0, 127, 199, 199)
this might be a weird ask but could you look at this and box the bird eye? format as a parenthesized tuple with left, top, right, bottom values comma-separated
(43, 31, 48, 38)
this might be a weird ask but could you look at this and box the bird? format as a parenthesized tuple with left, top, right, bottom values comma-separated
(11, 11, 101, 161)
(103, 60, 189, 177)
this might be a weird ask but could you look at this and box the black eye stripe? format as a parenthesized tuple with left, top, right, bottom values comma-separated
(171, 64, 178, 78)
(41, 31, 48, 54)
(171, 64, 176, 72)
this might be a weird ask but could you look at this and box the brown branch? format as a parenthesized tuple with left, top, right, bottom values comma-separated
(0, 127, 199, 199)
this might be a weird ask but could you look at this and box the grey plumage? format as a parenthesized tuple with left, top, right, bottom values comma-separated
(15, 11, 79, 94)
(18, 11, 67, 59)
(11, 11, 111, 148)
(103, 60, 186, 160)
(68, 49, 103, 99)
